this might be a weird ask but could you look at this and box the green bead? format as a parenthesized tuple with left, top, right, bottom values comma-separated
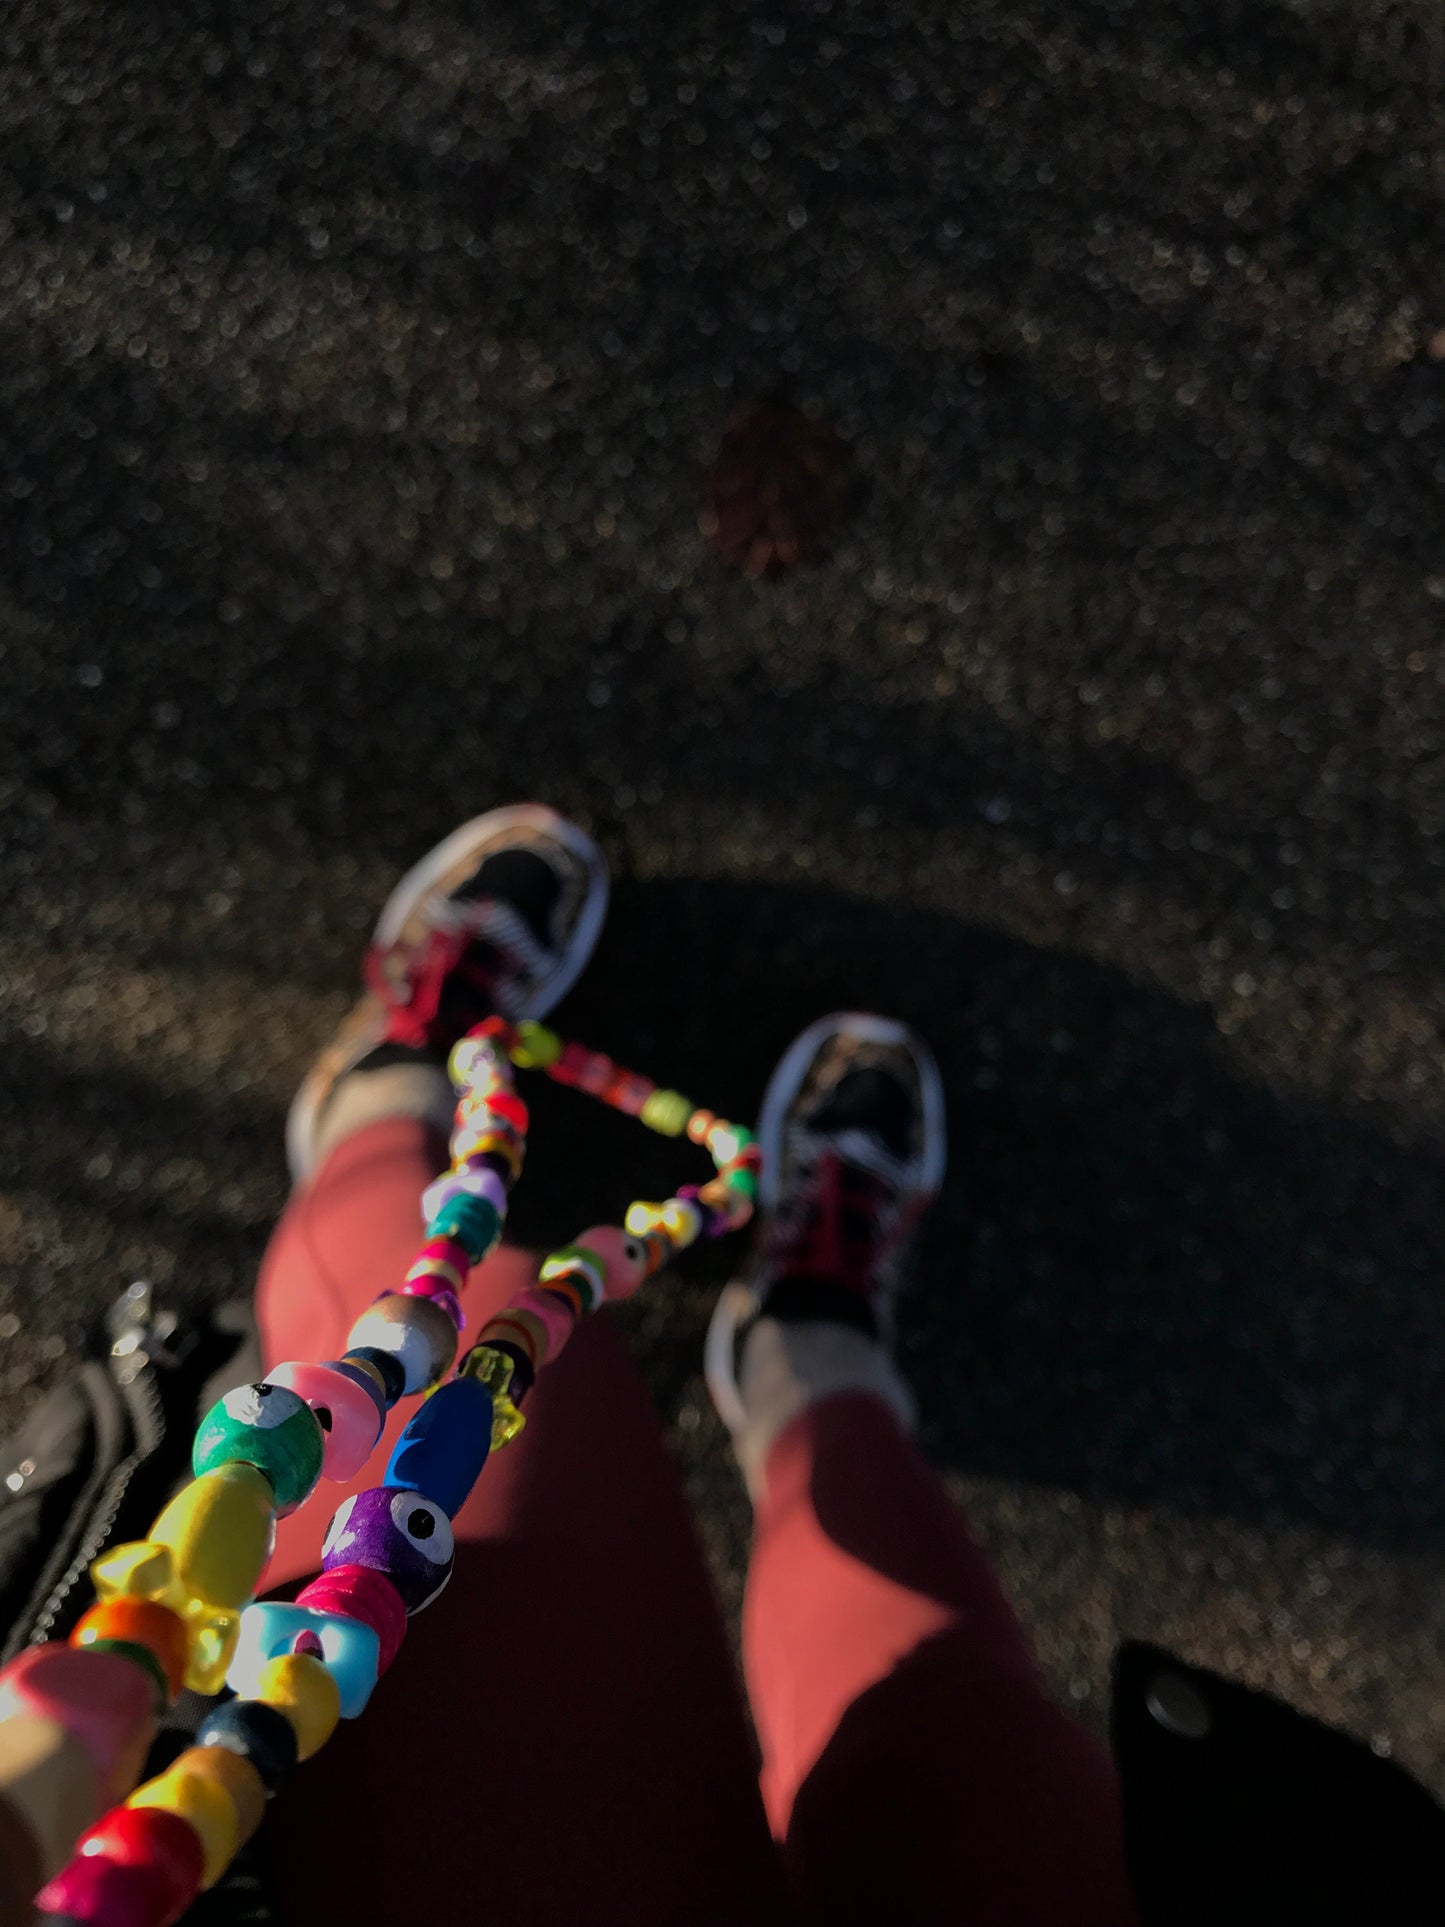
(192, 1382, 324, 1514)
(81, 1637, 168, 1715)
(725, 1166, 758, 1201)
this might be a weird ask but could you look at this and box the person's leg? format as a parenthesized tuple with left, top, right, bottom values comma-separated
(257, 1113, 783, 1926)
(252, 806, 783, 1925)
(712, 1015, 1137, 1926)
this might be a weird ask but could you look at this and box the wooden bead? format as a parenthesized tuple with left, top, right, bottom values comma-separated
(192, 1382, 324, 1514)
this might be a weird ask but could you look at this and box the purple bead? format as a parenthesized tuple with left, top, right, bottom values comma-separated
(320, 1485, 455, 1613)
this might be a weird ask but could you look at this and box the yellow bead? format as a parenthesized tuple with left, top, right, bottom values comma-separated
(92, 1463, 276, 1696)
(254, 1653, 341, 1762)
(129, 1762, 239, 1888)
(457, 1344, 527, 1448)
(190, 1746, 267, 1850)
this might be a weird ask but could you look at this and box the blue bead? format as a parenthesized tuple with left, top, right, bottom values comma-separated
(196, 1697, 298, 1791)
(344, 1346, 406, 1405)
(327, 1357, 388, 1424)
(227, 1601, 380, 1718)
(384, 1376, 493, 1518)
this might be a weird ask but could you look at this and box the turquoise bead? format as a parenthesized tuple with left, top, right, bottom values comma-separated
(227, 1599, 380, 1718)
(426, 1193, 502, 1260)
(384, 1377, 493, 1518)
(192, 1383, 325, 1514)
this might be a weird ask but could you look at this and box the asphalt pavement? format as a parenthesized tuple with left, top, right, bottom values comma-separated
(2, 0, 1444, 1785)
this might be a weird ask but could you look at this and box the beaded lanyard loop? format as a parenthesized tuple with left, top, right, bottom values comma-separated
(0, 1019, 758, 1927)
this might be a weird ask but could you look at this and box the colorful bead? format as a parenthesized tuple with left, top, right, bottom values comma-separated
(194, 1698, 298, 1792)
(385, 1375, 493, 1517)
(37, 1805, 203, 1927)
(483, 1088, 529, 1135)
(512, 1287, 577, 1362)
(296, 1565, 408, 1674)
(262, 1361, 384, 1483)
(457, 1343, 528, 1446)
(538, 1244, 605, 1312)
(0, 1709, 99, 1887)
(479, 1307, 547, 1368)
(192, 1383, 324, 1516)
(71, 1599, 189, 1705)
(320, 1487, 455, 1612)
(0, 1645, 155, 1804)
(404, 1243, 466, 1293)
(511, 1019, 562, 1068)
(127, 1757, 239, 1889)
(641, 1087, 692, 1136)
(251, 1653, 340, 1762)
(420, 1163, 509, 1225)
(399, 1278, 465, 1332)
(343, 1346, 405, 1406)
(228, 1601, 380, 1720)
(451, 1126, 524, 1176)
(91, 1462, 275, 1695)
(344, 1293, 458, 1396)
(447, 1033, 501, 1084)
(72, 1639, 167, 1716)
(575, 1224, 650, 1299)
(426, 1191, 503, 1260)
(188, 1746, 266, 1854)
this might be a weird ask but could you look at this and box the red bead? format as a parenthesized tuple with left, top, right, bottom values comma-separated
(296, 1564, 407, 1674)
(38, 1806, 203, 1927)
(484, 1089, 529, 1135)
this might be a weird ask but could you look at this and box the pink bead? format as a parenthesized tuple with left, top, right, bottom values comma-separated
(37, 1850, 188, 1927)
(514, 1286, 577, 1361)
(401, 1279, 464, 1329)
(576, 1225, 650, 1302)
(265, 1361, 384, 1483)
(296, 1564, 407, 1674)
(0, 1644, 155, 1800)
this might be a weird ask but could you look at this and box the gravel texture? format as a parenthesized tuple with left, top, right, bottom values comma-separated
(2, 0, 1444, 1788)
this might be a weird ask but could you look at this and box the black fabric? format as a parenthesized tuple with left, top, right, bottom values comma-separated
(453, 845, 561, 951)
(805, 1066, 914, 1160)
(1113, 1640, 1445, 1922)
(0, 1291, 280, 1925)
(756, 1275, 879, 1339)
(345, 1039, 447, 1079)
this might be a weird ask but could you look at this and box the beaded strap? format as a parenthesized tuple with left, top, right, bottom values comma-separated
(0, 1018, 757, 1926)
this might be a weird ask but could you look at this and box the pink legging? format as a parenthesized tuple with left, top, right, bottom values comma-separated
(258, 1116, 1137, 1924)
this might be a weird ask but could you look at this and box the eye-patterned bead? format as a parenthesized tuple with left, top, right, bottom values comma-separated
(192, 1383, 325, 1515)
(320, 1486, 455, 1613)
(262, 1361, 384, 1483)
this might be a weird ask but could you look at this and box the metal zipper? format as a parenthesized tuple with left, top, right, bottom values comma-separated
(25, 1355, 166, 1646)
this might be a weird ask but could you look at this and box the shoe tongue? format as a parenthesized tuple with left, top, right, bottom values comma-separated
(805, 1067, 913, 1162)
(454, 848, 560, 955)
